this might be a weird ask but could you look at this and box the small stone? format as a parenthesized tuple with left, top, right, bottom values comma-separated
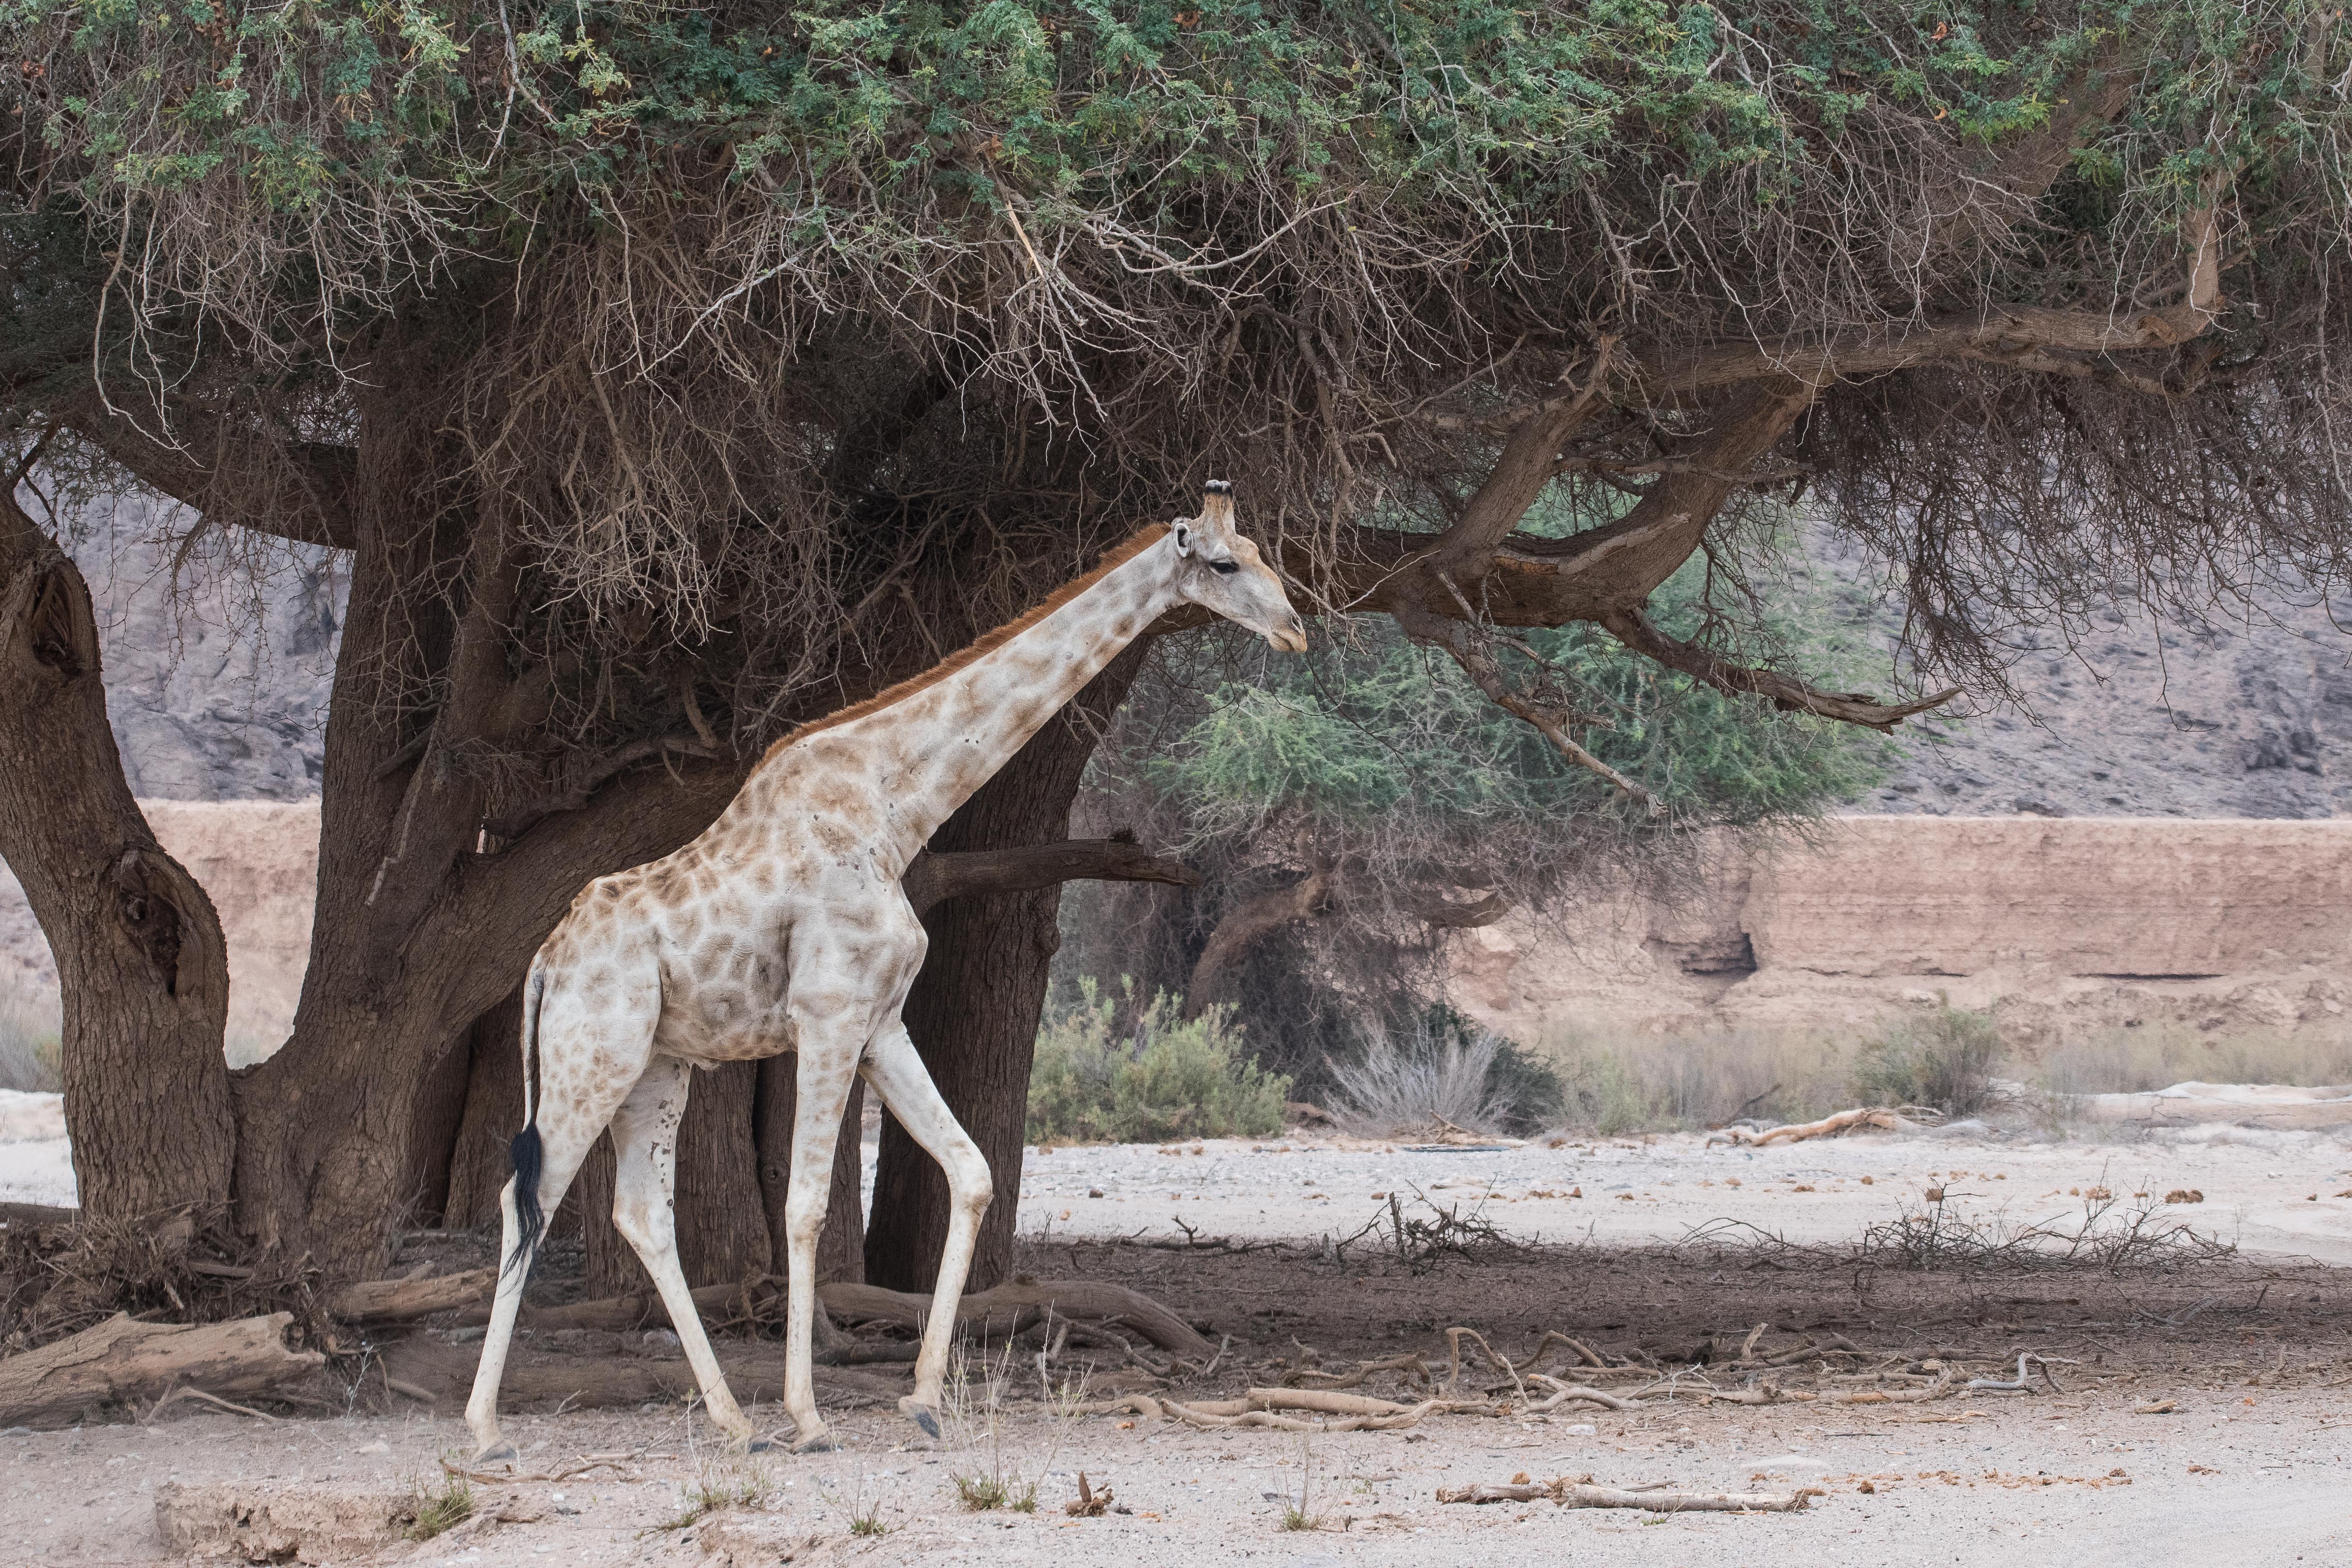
(1564, 1424, 1598, 1437)
(1088, 1188, 1104, 1198)
(354, 1441, 390, 1455)
(2, 1427, 31, 1438)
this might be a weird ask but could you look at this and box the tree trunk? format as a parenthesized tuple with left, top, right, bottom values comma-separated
(436, 988, 528, 1231)
(0, 492, 234, 1219)
(864, 648, 1143, 1294)
(576, 1061, 771, 1294)
(226, 513, 746, 1278)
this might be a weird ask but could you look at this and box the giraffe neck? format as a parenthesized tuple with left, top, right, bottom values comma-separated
(825, 537, 1180, 864)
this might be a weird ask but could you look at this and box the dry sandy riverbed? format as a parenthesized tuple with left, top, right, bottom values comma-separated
(6, 1121, 2352, 1565)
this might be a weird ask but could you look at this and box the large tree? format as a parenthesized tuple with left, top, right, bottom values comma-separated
(1, 0, 2345, 1283)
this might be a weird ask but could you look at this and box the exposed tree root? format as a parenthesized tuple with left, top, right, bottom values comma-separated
(821, 1277, 1215, 1360)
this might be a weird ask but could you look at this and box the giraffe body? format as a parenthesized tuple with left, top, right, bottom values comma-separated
(465, 484, 1304, 1456)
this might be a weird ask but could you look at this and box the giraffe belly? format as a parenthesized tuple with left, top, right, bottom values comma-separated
(652, 955, 797, 1063)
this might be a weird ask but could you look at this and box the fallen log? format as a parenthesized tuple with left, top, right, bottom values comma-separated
(449, 1280, 907, 1364)
(331, 1266, 498, 1324)
(1440, 1477, 1821, 1512)
(0, 1201, 78, 1233)
(0, 1312, 321, 1428)
(1705, 1107, 1934, 1147)
(822, 1278, 1216, 1361)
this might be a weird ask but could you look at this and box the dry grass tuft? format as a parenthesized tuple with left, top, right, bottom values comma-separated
(0, 988, 62, 1094)
(1327, 1017, 1513, 1138)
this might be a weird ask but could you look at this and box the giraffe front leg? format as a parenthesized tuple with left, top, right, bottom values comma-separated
(859, 1022, 993, 1435)
(777, 1033, 862, 1452)
(608, 1057, 764, 1453)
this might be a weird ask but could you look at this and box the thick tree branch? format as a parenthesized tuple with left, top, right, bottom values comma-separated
(1393, 886, 1509, 929)
(1184, 860, 1337, 1016)
(1419, 339, 1616, 577)
(902, 837, 1198, 917)
(1599, 603, 1957, 732)
(1647, 232, 2227, 396)
(62, 400, 359, 551)
(479, 733, 725, 843)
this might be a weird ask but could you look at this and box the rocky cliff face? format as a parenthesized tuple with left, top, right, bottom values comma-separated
(1451, 818, 2352, 1051)
(1803, 532, 2352, 819)
(62, 492, 344, 802)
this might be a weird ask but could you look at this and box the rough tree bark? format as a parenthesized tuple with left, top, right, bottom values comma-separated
(431, 988, 527, 1231)
(223, 506, 745, 1277)
(864, 646, 1147, 1295)
(0, 489, 234, 1219)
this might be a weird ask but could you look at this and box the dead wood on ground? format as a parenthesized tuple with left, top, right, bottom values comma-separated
(1440, 1477, 1822, 1512)
(0, 1311, 321, 1427)
(1705, 1107, 1939, 1146)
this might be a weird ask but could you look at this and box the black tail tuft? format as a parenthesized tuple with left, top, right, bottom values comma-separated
(504, 1125, 545, 1278)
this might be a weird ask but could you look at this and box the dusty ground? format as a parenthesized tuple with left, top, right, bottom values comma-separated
(7, 1125, 2352, 1565)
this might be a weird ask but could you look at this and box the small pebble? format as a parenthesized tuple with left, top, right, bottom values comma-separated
(355, 1440, 391, 1455)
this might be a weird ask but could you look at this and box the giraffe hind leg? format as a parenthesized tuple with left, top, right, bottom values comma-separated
(607, 1055, 765, 1452)
(465, 967, 657, 1462)
(464, 1077, 632, 1461)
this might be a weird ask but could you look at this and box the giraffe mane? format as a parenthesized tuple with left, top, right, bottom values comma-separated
(766, 525, 1166, 756)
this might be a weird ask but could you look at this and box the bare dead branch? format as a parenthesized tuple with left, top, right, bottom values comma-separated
(1599, 604, 1957, 732)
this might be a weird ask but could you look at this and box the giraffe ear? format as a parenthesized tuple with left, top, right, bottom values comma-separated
(1170, 519, 1195, 557)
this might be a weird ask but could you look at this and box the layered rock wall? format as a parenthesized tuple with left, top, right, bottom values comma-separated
(1450, 817, 2352, 1050)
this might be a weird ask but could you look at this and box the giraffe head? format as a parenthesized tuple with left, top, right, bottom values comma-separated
(1169, 481, 1308, 652)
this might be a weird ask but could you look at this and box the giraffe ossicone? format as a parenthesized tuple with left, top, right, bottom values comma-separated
(464, 481, 1305, 1458)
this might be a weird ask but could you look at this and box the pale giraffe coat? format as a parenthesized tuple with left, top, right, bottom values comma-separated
(465, 483, 1306, 1456)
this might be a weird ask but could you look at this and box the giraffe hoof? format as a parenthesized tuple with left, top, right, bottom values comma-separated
(790, 1430, 843, 1455)
(471, 1440, 518, 1465)
(897, 1397, 942, 1441)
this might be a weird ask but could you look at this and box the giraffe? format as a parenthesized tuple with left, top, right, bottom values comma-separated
(464, 481, 1306, 1458)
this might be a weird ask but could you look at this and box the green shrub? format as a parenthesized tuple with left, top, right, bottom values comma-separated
(1028, 980, 1289, 1145)
(1850, 1005, 2003, 1117)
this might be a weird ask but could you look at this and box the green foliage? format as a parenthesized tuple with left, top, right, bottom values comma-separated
(1851, 1004, 2004, 1117)
(1028, 978, 1289, 1144)
(1152, 540, 1897, 840)
(8, 0, 2339, 361)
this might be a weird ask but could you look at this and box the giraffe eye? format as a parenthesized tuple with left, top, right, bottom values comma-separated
(1209, 558, 1241, 576)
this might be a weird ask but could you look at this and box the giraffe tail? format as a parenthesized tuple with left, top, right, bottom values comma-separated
(503, 962, 549, 1278)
